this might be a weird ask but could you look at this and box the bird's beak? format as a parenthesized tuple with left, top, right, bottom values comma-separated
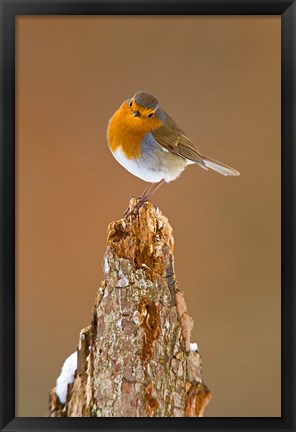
(133, 111, 141, 117)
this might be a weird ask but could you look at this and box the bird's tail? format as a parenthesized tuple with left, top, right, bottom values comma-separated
(202, 155, 240, 176)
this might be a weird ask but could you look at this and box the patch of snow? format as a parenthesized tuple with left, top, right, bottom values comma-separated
(103, 256, 110, 277)
(116, 269, 129, 288)
(55, 352, 77, 404)
(190, 342, 198, 352)
(117, 288, 123, 330)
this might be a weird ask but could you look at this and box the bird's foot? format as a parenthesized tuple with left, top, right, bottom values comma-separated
(122, 197, 147, 218)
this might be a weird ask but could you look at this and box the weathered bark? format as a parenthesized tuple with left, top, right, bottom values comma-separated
(48, 199, 211, 417)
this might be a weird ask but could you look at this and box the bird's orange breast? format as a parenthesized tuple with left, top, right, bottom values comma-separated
(107, 102, 162, 160)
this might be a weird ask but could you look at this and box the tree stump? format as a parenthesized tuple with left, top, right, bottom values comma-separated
(48, 199, 211, 417)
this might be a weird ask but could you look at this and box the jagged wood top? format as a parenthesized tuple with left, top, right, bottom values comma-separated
(48, 199, 211, 417)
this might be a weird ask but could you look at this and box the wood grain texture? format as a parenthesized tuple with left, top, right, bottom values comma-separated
(48, 199, 211, 417)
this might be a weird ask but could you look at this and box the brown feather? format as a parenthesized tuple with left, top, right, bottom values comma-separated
(152, 112, 205, 166)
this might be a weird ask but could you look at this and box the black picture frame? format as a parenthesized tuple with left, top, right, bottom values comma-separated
(0, 1, 295, 431)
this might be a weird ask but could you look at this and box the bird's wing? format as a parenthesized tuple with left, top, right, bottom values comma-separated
(151, 113, 205, 166)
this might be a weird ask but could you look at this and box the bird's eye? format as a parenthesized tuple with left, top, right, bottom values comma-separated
(129, 100, 133, 108)
(147, 112, 154, 118)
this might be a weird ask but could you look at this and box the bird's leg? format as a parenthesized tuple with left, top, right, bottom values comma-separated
(123, 179, 165, 218)
(140, 182, 154, 199)
(122, 183, 152, 218)
(140, 179, 165, 201)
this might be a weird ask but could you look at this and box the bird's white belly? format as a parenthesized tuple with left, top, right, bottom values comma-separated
(113, 148, 164, 183)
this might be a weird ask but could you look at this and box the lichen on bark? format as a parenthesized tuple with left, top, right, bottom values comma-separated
(48, 199, 211, 417)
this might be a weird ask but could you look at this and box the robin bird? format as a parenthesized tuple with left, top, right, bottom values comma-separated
(107, 91, 240, 217)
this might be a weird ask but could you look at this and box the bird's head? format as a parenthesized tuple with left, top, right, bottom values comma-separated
(120, 92, 165, 132)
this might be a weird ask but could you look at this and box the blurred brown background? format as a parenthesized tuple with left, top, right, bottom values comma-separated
(16, 16, 280, 417)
